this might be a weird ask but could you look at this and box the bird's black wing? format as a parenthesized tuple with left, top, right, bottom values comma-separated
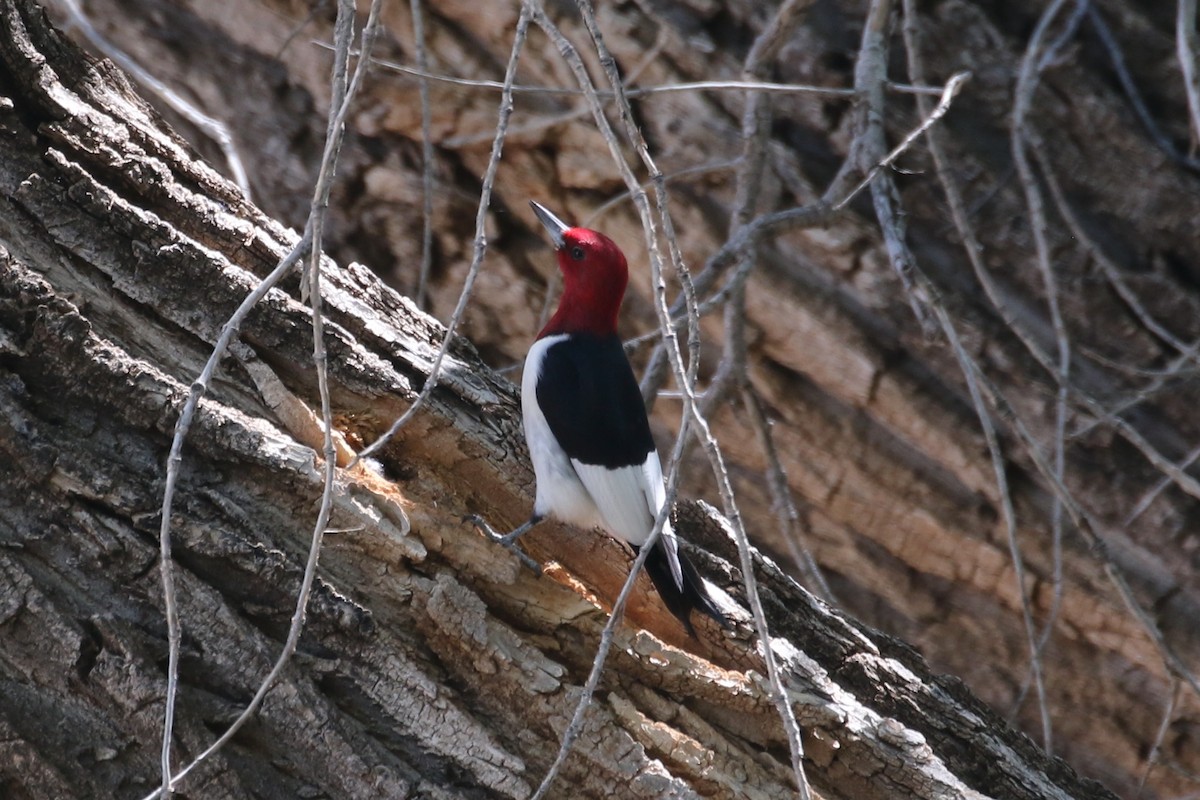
(535, 332, 654, 469)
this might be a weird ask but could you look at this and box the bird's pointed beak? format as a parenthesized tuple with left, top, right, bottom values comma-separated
(530, 200, 569, 250)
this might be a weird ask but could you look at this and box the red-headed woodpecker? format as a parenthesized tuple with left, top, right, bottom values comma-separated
(472, 201, 729, 636)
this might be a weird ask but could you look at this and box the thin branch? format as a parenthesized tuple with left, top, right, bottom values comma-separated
(1138, 679, 1183, 798)
(732, 0, 812, 230)
(1124, 442, 1200, 527)
(903, 5, 1080, 730)
(1181, 0, 1200, 148)
(832, 70, 970, 213)
(1032, 136, 1200, 443)
(347, 47, 951, 97)
(561, 2, 814, 796)
(742, 387, 833, 601)
(972, 369, 1200, 703)
(411, 0, 436, 310)
(639, 200, 838, 405)
(1010, 0, 1076, 751)
(583, 159, 741, 227)
(636, 67, 967, 405)
(142, 1, 382, 795)
(1087, 5, 1200, 171)
(851, 0, 937, 336)
(56, 0, 253, 199)
(352, 6, 532, 465)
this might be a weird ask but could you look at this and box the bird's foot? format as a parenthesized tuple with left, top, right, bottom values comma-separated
(465, 514, 543, 574)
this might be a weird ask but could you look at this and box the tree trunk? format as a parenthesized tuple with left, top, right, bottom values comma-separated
(1, 0, 1196, 798)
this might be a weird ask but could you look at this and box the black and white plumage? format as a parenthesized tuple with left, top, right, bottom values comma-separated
(508, 201, 728, 636)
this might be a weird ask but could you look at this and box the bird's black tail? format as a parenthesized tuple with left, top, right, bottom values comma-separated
(637, 538, 731, 637)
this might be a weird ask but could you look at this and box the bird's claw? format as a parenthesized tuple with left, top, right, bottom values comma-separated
(465, 514, 543, 575)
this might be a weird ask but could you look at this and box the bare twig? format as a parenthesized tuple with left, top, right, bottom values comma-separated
(410, 0, 436, 310)
(1124, 442, 1200, 527)
(584, 159, 741, 227)
(733, 0, 813, 230)
(850, 0, 936, 333)
(1031, 136, 1200, 444)
(1009, 0, 1077, 751)
(350, 48, 949, 97)
(559, 2, 814, 796)
(639, 201, 838, 405)
(832, 70, 970, 214)
(638, 69, 967, 405)
(1138, 679, 1183, 798)
(1181, 0, 1200, 149)
(352, 6, 532, 465)
(972, 370, 1200, 703)
(742, 387, 833, 601)
(687, 0, 810, 466)
(1087, 5, 1200, 171)
(56, 0, 253, 199)
(142, 1, 382, 795)
(902, 3, 1071, 735)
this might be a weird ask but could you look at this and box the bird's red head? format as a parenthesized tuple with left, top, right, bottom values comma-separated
(531, 201, 629, 339)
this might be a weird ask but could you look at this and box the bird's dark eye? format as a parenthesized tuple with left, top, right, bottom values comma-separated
(570, 246, 585, 261)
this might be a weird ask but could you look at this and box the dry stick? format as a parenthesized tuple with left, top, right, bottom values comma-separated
(1009, 145, 1085, 723)
(1010, 0, 1076, 751)
(919, 235, 1200, 766)
(1180, 0, 1200, 146)
(742, 386, 833, 601)
(1137, 678, 1183, 798)
(649, 176, 703, 396)
(637, 71, 966, 405)
(358, 51, 948, 96)
(56, 0, 252, 200)
(1078, 389, 1200, 503)
(851, 0, 937, 353)
(143, 2, 381, 796)
(904, 0, 1200, 729)
(274, 1, 324, 60)
(732, 0, 812, 231)
(411, 0, 436, 310)
(1032, 136, 1200, 440)
(152, 247, 309, 800)
(1087, 5, 1200, 171)
(691, 0, 809, 451)
(519, 7, 701, 798)
(697, 268, 748, 418)
(930, 277, 1046, 736)
(352, 7, 532, 466)
(1073, 342, 1200, 440)
(1076, 341, 1200, 380)
(454, 26, 665, 156)
(1124, 442, 1200, 528)
(714, 69, 964, 323)
(831, 71, 970, 215)
(585, 159, 741, 227)
(569, 2, 814, 797)
(972, 369, 1200, 704)
(898, 0, 1072, 742)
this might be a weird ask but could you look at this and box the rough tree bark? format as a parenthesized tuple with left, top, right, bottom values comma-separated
(1, 0, 1197, 798)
